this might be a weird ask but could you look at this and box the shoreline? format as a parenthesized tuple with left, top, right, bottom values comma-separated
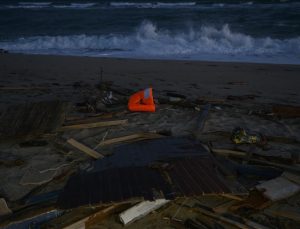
(3, 52, 300, 66)
(0, 53, 299, 108)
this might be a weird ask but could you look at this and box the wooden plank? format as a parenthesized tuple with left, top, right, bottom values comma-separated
(212, 148, 247, 157)
(95, 133, 162, 148)
(193, 206, 270, 229)
(67, 138, 104, 159)
(212, 200, 238, 214)
(63, 205, 121, 229)
(60, 119, 127, 131)
(264, 204, 300, 222)
(64, 115, 114, 125)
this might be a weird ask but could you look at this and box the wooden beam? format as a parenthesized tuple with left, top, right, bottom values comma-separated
(67, 138, 104, 159)
(95, 133, 162, 148)
(60, 119, 127, 131)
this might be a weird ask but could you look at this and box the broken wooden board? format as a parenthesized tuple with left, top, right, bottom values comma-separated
(192, 205, 269, 229)
(60, 119, 127, 131)
(212, 148, 247, 157)
(264, 204, 300, 222)
(95, 133, 163, 148)
(0, 100, 69, 142)
(67, 138, 104, 159)
(41, 204, 125, 229)
(64, 115, 114, 126)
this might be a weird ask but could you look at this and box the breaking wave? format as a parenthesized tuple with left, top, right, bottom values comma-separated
(110, 2, 197, 8)
(53, 3, 97, 9)
(1, 22, 299, 63)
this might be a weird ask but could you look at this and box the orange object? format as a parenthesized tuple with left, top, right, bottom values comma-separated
(128, 88, 155, 112)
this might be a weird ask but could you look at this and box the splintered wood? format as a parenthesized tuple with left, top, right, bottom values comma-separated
(67, 138, 104, 159)
(60, 119, 127, 131)
(95, 133, 163, 148)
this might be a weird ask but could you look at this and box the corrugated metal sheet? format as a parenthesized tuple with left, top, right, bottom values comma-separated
(167, 157, 231, 196)
(58, 167, 173, 209)
(58, 138, 231, 209)
(91, 137, 209, 172)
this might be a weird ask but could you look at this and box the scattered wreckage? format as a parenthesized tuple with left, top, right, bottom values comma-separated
(0, 83, 300, 228)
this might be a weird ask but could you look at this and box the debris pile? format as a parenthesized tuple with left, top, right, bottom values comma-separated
(0, 84, 299, 228)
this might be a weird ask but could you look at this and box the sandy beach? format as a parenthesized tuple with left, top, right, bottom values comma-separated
(1, 53, 300, 108)
(0, 52, 300, 228)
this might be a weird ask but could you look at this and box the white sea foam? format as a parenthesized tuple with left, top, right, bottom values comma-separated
(53, 3, 97, 9)
(6, 2, 52, 9)
(110, 2, 196, 8)
(1, 22, 299, 64)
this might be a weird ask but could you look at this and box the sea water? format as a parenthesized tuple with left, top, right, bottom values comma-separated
(0, 0, 299, 64)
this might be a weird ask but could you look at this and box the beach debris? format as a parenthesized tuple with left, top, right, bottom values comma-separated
(0, 100, 70, 142)
(166, 92, 186, 103)
(64, 113, 114, 125)
(184, 218, 211, 229)
(25, 190, 62, 206)
(0, 159, 25, 168)
(196, 104, 211, 132)
(192, 204, 270, 229)
(230, 190, 270, 211)
(67, 138, 104, 159)
(0, 198, 12, 217)
(231, 127, 267, 146)
(227, 94, 258, 101)
(256, 175, 300, 201)
(19, 163, 69, 186)
(196, 97, 225, 105)
(0, 209, 62, 229)
(93, 132, 163, 148)
(264, 203, 300, 222)
(58, 138, 231, 209)
(272, 104, 300, 118)
(119, 199, 170, 225)
(128, 88, 155, 112)
(60, 119, 127, 131)
(63, 205, 119, 229)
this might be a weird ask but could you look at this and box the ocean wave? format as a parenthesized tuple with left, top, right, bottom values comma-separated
(110, 2, 196, 8)
(1, 22, 299, 63)
(6, 2, 52, 9)
(53, 3, 97, 9)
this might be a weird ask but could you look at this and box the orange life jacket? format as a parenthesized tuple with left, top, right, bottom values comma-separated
(128, 88, 155, 112)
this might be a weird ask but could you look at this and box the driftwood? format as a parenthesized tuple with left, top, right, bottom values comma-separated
(193, 206, 269, 229)
(60, 119, 127, 131)
(67, 138, 104, 159)
(95, 133, 163, 148)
